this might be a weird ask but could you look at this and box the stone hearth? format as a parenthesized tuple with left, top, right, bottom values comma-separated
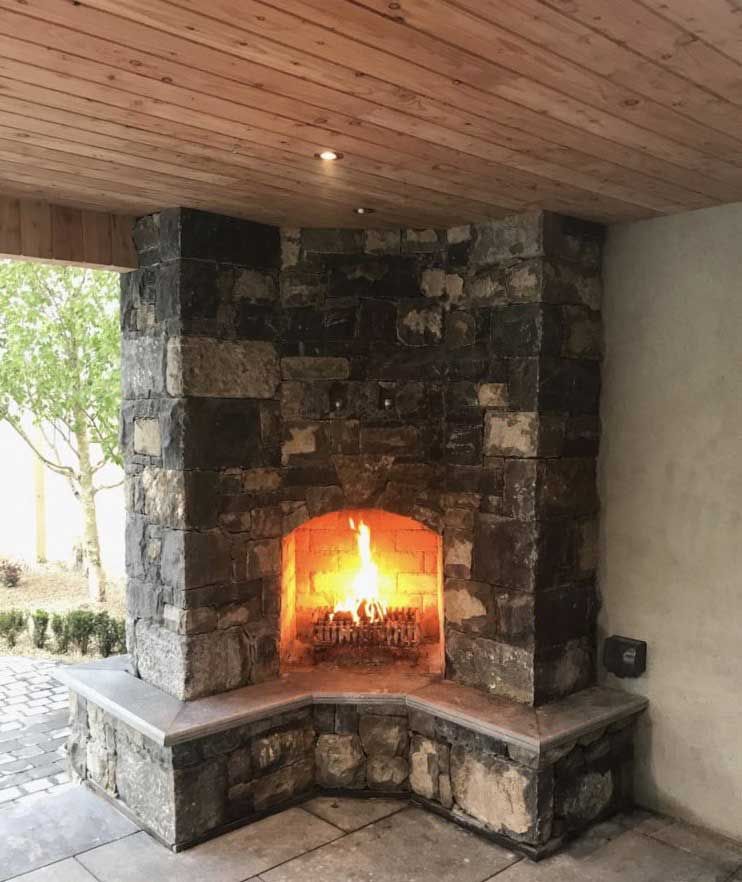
(59, 659, 646, 858)
(63, 206, 644, 858)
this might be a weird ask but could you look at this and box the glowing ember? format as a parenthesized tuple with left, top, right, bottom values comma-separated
(331, 518, 388, 625)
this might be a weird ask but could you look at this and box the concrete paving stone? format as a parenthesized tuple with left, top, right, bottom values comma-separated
(21, 778, 52, 794)
(1, 771, 37, 789)
(78, 807, 344, 882)
(261, 806, 521, 882)
(302, 796, 409, 832)
(13, 746, 45, 759)
(0, 722, 22, 733)
(5, 857, 99, 882)
(490, 830, 732, 882)
(2, 760, 33, 773)
(0, 785, 139, 881)
(11, 791, 51, 810)
(31, 751, 62, 768)
(0, 786, 22, 803)
(648, 820, 742, 874)
(52, 772, 70, 784)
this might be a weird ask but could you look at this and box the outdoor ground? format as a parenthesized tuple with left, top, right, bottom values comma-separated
(0, 563, 125, 661)
(1, 655, 742, 881)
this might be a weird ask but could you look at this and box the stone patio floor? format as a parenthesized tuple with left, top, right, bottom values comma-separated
(2, 788, 742, 882)
(0, 657, 72, 808)
(1, 655, 742, 882)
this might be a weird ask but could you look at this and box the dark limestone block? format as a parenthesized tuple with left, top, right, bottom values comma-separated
(539, 357, 601, 414)
(445, 628, 534, 704)
(542, 212, 603, 270)
(473, 514, 538, 593)
(161, 207, 281, 268)
(534, 637, 595, 705)
(534, 582, 597, 648)
(181, 398, 268, 470)
(445, 310, 477, 349)
(536, 458, 598, 519)
(491, 304, 543, 356)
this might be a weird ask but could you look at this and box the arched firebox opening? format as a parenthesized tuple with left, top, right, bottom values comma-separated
(280, 509, 443, 674)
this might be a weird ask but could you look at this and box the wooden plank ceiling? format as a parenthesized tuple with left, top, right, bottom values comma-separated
(2, 0, 742, 228)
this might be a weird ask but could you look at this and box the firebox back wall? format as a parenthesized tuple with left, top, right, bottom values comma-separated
(122, 208, 602, 705)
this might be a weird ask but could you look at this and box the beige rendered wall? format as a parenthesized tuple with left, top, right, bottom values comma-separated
(600, 203, 742, 841)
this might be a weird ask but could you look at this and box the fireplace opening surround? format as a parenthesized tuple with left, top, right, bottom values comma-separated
(62, 207, 646, 859)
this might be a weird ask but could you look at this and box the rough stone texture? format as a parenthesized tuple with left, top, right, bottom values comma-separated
(122, 207, 602, 706)
(367, 754, 409, 789)
(359, 715, 408, 756)
(166, 337, 279, 398)
(67, 688, 637, 854)
(449, 744, 548, 843)
(315, 734, 366, 788)
(409, 735, 439, 799)
(134, 418, 161, 456)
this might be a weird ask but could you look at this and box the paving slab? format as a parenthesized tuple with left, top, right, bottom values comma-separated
(490, 830, 732, 882)
(302, 795, 408, 832)
(7, 859, 98, 882)
(0, 786, 139, 882)
(260, 806, 521, 882)
(648, 819, 742, 874)
(77, 807, 343, 882)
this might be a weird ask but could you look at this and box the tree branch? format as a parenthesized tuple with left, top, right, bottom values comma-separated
(93, 478, 124, 494)
(3, 417, 77, 480)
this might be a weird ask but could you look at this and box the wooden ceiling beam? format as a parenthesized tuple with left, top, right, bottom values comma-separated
(0, 195, 136, 270)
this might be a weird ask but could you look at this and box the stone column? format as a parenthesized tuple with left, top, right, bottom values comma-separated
(121, 209, 283, 700)
(451, 212, 603, 704)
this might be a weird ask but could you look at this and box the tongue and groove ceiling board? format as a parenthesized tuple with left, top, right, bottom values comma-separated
(2, 0, 742, 228)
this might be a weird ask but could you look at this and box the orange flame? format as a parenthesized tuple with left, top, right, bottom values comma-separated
(331, 518, 388, 624)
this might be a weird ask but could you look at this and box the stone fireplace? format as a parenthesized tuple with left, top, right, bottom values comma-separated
(61, 207, 646, 858)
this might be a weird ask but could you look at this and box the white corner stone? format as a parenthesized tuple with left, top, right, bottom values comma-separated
(133, 418, 161, 457)
(484, 412, 539, 457)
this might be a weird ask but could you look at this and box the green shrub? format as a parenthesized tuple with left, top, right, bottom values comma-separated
(51, 612, 71, 653)
(94, 612, 116, 657)
(0, 609, 27, 647)
(0, 558, 23, 587)
(67, 610, 96, 654)
(31, 609, 50, 649)
(114, 618, 127, 654)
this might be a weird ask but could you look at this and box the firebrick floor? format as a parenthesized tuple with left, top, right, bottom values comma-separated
(2, 788, 742, 882)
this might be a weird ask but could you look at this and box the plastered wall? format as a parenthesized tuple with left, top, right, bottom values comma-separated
(600, 203, 742, 841)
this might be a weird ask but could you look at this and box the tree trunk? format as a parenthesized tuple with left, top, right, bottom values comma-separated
(75, 415, 106, 602)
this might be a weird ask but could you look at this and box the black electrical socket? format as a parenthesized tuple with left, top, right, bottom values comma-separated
(603, 635, 647, 678)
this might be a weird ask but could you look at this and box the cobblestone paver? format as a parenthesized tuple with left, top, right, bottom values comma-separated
(0, 656, 72, 809)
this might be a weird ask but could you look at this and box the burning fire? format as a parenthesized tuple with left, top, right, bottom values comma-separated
(331, 518, 388, 625)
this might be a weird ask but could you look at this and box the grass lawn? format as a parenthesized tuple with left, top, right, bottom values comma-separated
(0, 562, 125, 662)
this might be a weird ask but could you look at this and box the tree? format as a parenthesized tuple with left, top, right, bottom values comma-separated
(0, 261, 121, 601)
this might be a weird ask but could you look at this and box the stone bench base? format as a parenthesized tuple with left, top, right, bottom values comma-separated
(57, 658, 647, 859)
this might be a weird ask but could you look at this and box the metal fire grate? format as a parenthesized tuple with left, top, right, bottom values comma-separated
(312, 607, 420, 647)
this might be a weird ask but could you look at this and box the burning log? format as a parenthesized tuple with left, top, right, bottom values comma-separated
(312, 606, 421, 647)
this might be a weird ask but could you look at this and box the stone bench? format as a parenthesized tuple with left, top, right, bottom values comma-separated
(57, 657, 647, 859)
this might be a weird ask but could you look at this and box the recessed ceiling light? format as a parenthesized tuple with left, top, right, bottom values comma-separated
(353, 207, 376, 215)
(315, 149, 343, 161)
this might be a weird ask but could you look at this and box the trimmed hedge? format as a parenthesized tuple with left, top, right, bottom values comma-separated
(1, 607, 126, 656)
